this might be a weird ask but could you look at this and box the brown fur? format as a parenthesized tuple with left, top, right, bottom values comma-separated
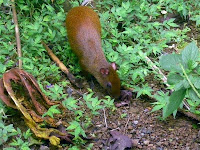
(66, 6, 120, 97)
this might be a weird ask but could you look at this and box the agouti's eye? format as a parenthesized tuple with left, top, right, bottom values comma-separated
(107, 82, 112, 89)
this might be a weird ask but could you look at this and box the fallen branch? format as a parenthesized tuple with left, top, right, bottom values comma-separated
(41, 41, 82, 88)
(103, 108, 108, 129)
(124, 56, 200, 122)
(81, 0, 93, 6)
(144, 56, 200, 121)
(144, 56, 190, 110)
(11, 0, 22, 69)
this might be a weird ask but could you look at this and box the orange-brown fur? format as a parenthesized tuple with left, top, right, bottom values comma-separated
(66, 6, 120, 97)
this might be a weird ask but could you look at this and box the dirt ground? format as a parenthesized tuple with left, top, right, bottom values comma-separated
(91, 97, 200, 150)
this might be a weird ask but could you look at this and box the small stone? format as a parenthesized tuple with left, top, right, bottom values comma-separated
(39, 146, 49, 150)
(156, 147, 164, 150)
(148, 144, 154, 147)
(161, 10, 167, 14)
(133, 120, 139, 125)
(128, 125, 133, 130)
(132, 139, 139, 146)
(144, 140, 150, 145)
(157, 142, 162, 146)
(128, 134, 132, 138)
(138, 145, 142, 149)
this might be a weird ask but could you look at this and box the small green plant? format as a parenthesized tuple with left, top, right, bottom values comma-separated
(8, 128, 32, 150)
(159, 41, 200, 119)
(67, 121, 86, 139)
(62, 97, 79, 111)
(102, 96, 116, 111)
(83, 93, 103, 115)
(120, 113, 127, 118)
(45, 84, 68, 101)
(134, 84, 153, 98)
(151, 91, 169, 113)
(9, 138, 30, 150)
(0, 122, 18, 145)
(42, 105, 61, 118)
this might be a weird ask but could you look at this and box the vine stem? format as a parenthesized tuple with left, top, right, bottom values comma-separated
(180, 64, 200, 99)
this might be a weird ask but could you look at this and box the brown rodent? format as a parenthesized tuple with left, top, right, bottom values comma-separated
(65, 6, 121, 98)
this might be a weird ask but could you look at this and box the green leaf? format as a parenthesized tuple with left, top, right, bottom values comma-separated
(188, 88, 200, 102)
(0, 0, 3, 5)
(183, 79, 190, 88)
(181, 42, 199, 69)
(4, 148, 16, 150)
(194, 77, 200, 89)
(174, 80, 184, 91)
(160, 54, 182, 72)
(163, 88, 186, 119)
(151, 104, 165, 112)
(167, 73, 183, 85)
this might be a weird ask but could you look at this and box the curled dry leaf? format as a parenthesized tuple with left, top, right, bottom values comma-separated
(103, 130, 133, 150)
(0, 68, 73, 145)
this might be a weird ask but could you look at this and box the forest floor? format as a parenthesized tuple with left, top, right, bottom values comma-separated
(91, 96, 200, 150)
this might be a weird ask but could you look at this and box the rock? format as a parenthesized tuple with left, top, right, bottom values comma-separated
(132, 139, 140, 146)
(133, 120, 139, 125)
(144, 140, 150, 145)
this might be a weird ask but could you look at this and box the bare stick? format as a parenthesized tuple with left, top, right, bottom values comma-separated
(144, 56, 190, 110)
(41, 41, 82, 88)
(145, 56, 169, 86)
(81, 0, 93, 6)
(123, 115, 130, 134)
(11, 0, 22, 69)
(103, 108, 108, 129)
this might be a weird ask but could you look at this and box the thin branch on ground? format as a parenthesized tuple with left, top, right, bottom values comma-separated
(144, 56, 190, 110)
(123, 115, 131, 134)
(103, 108, 108, 129)
(81, 0, 93, 6)
(11, 0, 22, 69)
(145, 56, 169, 86)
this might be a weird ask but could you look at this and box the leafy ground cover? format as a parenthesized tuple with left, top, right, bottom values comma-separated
(0, 0, 200, 149)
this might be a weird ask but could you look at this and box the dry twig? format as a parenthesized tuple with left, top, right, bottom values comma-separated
(144, 56, 190, 110)
(123, 115, 131, 134)
(103, 108, 108, 129)
(41, 41, 82, 88)
(11, 0, 22, 69)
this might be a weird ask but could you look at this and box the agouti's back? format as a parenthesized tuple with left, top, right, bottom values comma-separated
(66, 6, 120, 98)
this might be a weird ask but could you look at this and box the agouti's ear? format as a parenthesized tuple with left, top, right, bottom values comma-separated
(100, 68, 109, 75)
(111, 62, 117, 71)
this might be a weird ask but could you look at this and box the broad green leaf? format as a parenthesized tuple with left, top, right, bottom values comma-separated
(194, 77, 200, 89)
(188, 88, 200, 102)
(183, 79, 190, 88)
(151, 104, 165, 112)
(174, 80, 184, 91)
(163, 88, 186, 119)
(181, 42, 199, 69)
(159, 54, 182, 72)
(167, 73, 183, 85)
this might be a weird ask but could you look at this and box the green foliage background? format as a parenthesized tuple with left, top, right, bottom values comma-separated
(0, 0, 200, 149)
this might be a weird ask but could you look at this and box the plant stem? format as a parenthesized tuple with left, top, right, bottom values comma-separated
(180, 64, 200, 99)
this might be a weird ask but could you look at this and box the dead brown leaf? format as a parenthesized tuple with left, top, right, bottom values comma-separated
(0, 68, 73, 146)
(103, 130, 133, 150)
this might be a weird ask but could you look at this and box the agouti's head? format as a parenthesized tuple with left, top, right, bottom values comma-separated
(99, 63, 121, 98)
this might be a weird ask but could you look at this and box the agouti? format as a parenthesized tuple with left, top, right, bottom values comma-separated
(65, 6, 121, 98)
